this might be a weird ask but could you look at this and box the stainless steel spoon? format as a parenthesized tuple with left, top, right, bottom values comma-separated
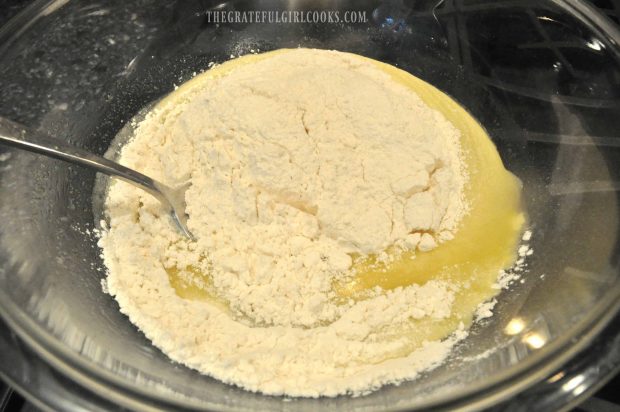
(0, 117, 194, 240)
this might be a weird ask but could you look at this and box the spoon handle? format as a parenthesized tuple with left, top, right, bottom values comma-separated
(0, 116, 167, 203)
(0, 116, 193, 239)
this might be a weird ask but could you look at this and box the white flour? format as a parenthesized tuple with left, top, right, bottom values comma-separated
(99, 49, 469, 397)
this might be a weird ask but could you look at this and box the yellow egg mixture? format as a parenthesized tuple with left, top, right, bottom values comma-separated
(164, 50, 524, 351)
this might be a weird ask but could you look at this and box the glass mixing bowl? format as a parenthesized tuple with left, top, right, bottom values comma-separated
(0, 0, 619, 410)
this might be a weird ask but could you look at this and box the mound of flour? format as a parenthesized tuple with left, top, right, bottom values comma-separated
(99, 48, 468, 397)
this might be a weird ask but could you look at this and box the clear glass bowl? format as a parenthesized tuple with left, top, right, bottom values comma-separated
(0, 0, 619, 410)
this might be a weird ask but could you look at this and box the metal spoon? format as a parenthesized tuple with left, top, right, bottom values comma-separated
(0, 116, 194, 240)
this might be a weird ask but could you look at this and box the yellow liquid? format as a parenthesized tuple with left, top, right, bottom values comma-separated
(332, 57, 525, 349)
(167, 266, 213, 300)
(160, 50, 525, 351)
